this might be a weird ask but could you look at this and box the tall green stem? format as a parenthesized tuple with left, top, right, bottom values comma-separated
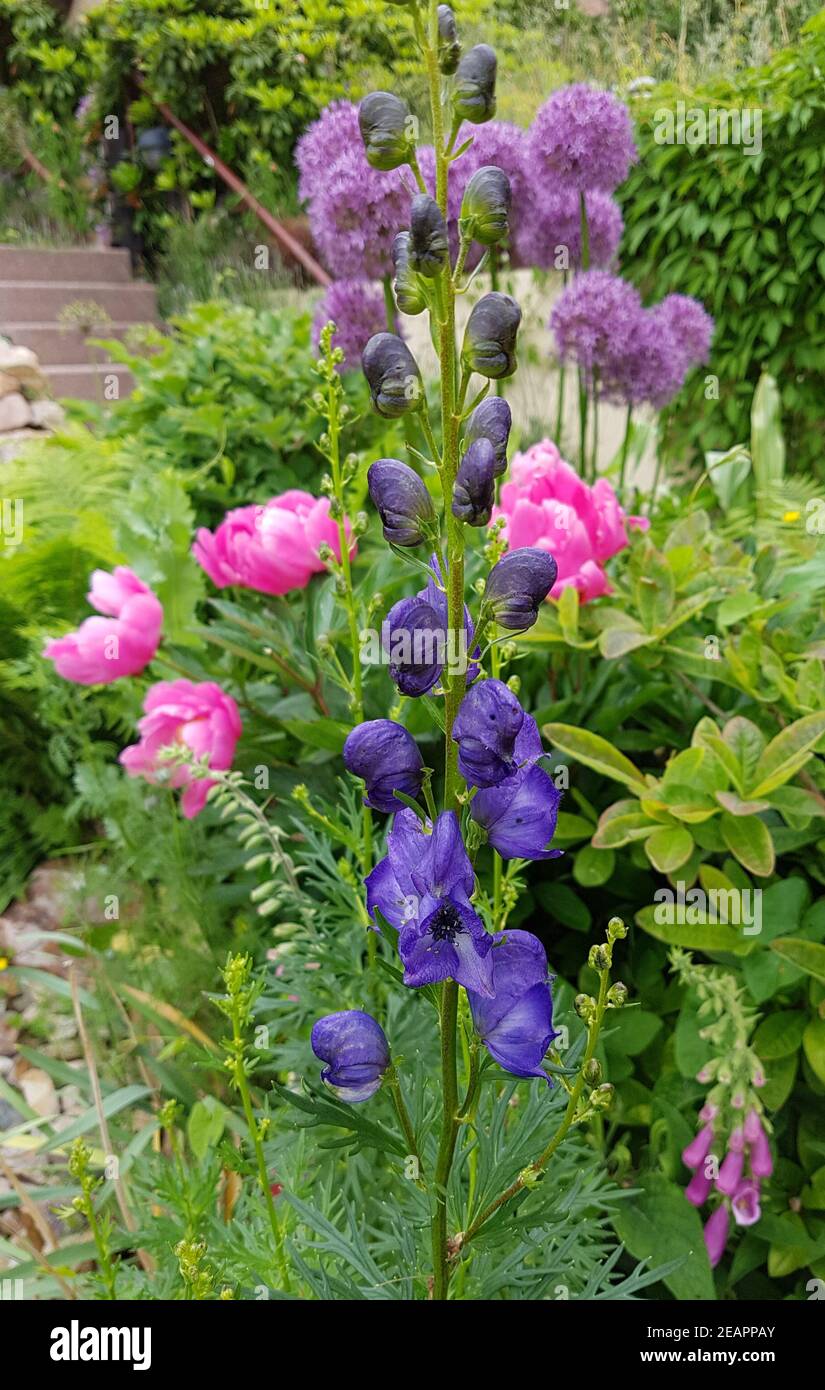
(382, 274, 396, 333)
(619, 403, 633, 497)
(431, 978, 460, 1299)
(230, 1009, 291, 1293)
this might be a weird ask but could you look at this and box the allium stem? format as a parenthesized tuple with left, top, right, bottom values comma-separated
(619, 403, 633, 496)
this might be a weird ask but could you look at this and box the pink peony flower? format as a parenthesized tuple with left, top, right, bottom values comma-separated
(119, 679, 242, 818)
(492, 439, 648, 602)
(193, 491, 351, 597)
(703, 1203, 730, 1268)
(44, 566, 163, 685)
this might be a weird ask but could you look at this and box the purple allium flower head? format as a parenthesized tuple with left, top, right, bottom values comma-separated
(467, 929, 558, 1082)
(453, 677, 525, 787)
(359, 91, 413, 171)
(514, 186, 623, 272)
(609, 304, 687, 408)
(484, 546, 558, 631)
(550, 270, 642, 393)
(343, 718, 424, 814)
(368, 458, 435, 547)
(731, 1180, 761, 1228)
(470, 715, 563, 860)
(310, 1010, 390, 1103)
(409, 193, 450, 277)
(652, 293, 714, 367)
(453, 44, 497, 126)
(462, 291, 522, 379)
(384, 595, 445, 696)
(362, 332, 422, 417)
(311, 148, 412, 280)
(312, 279, 390, 372)
(463, 395, 512, 476)
(365, 809, 495, 996)
(527, 84, 637, 193)
(453, 438, 496, 527)
(295, 100, 360, 205)
(703, 1203, 730, 1268)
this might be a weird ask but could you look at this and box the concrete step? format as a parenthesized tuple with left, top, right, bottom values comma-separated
(41, 362, 135, 402)
(0, 245, 133, 284)
(0, 280, 157, 323)
(2, 322, 156, 366)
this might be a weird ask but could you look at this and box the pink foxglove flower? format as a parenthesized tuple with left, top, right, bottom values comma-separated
(44, 567, 162, 685)
(703, 1203, 730, 1268)
(119, 679, 242, 819)
(193, 491, 351, 597)
(493, 439, 648, 601)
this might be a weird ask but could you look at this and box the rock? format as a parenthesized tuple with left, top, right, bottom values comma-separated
(0, 392, 32, 433)
(0, 344, 48, 396)
(19, 1067, 59, 1118)
(30, 399, 66, 430)
(0, 428, 41, 464)
(0, 371, 20, 399)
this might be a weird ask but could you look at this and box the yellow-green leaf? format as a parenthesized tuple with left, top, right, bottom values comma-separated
(544, 723, 648, 795)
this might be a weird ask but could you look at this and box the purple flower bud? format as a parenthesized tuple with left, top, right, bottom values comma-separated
(460, 165, 511, 246)
(383, 595, 445, 696)
(467, 930, 557, 1083)
(362, 332, 422, 417)
(685, 1168, 712, 1207)
(359, 91, 413, 171)
(483, 546, 558, 631)
(682, 1123, 714, 1171)
(453, 43, 497, 125)
(703, 1203, 730, 1268)
(368, 458, 436, 546)
(464, 395, 512, 476)
(437, 5, 461, 75)
(310, 1010, 390, 1103)
(716, 1146, 744, 1197)
(452, 438, 496, 526)
(343, 718, 424, 814)
(462, 291, 521, 379)
(731, 1179, 761, 1228)
(409, 193, 450, 277)
(392, 231, 427, 316)
(750, 1126, 773, 1178)
(453, 677, 524, 787)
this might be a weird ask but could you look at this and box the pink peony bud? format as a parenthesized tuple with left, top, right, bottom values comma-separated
(44, 566, 163, 685)
(119, 678, 242, 818)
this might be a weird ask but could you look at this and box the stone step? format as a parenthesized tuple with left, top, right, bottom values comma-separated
(2, 322, 156, 366)
(0, 245, 133, 284)
(0, 280, 157, 324)
(41, 362, 135, 402)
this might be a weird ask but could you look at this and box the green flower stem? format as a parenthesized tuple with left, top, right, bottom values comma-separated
(228, 1005, 291, 1293)
(460, 964, 611, 1252)
(431, 977, 460, 1299)
(417, 403, 442, 466)
(382, 273, 396, 332)
(326, 369, 374, 884)
(591, 371, 600, 482)
(387, 1067, 425, 1179)
(578, 368, 588, 481)
(619, 402, 633, 496)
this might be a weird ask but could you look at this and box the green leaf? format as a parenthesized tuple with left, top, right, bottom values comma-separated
(645, 825, 695, 874)
(754, 1011, 807, 1060)
(187, 1097, 226, 1160)
(749, 712, 825, 797)
(770, 938, 825, 984)
(611, 1173, 715, 1301)
(573, 844, 615, 887)
(281, 718, 350, 753)
(635, 903, 752, 955)
(598, 626, 654, 659)
(803, 1019, 825, 1087)
(634, 548, 675, 632)
(759, 1052, 798, 1111)
(41, 1086, 151, 1154)
(543, 723, 648, 795)
(720, 812, 775, 876)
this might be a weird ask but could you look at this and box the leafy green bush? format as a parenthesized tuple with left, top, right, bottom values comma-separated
(620, 10, 825, 477)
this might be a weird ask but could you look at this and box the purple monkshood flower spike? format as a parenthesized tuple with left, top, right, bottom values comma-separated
(383, 594, 445, 696)
(310, 1010, 391, 1103)
(483, 547, 558, 631)
(368, 458, 436, 547)
(467, 929, 558, 1083)
(365, 809, 495, 997)
(463, 395, 512, 477)
(470, 714, 563, 859)
(453, 438, 496, 526)
(343, 719, 424, 814)
(453, 677, 524, 788)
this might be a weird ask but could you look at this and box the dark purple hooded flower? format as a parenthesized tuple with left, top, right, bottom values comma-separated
(392, 231, 428, 316)
(409, 193, 450, 277)
(383, 594, 445, 696)
(470, 714, 563, 860)
(483, 546, 558, 631)
(463, 395, 512, 477)
(459, 165, 511, 247)
(343, 718, 424, 813)
(527, 84, 637, 193)
(467, 929, 557, 1082)
(437, 4, 461, 75)
(365, 809, 494, 996)
(462, 291, 522, 379)
(359, 91, 414, 171)
(310, 1010, 390, 1103)
(362, 332, 423, 417)
(453, 677, 524, 787)
(368, 458, 436, 547)
(452, 44, 497, 125)
(453, 438, 496, 526)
